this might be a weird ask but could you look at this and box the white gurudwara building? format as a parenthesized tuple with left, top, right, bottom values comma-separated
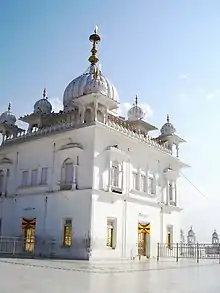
(0, 27, 188, 260)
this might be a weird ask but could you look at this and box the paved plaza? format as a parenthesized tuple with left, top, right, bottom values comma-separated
(0, 258, 219, 292)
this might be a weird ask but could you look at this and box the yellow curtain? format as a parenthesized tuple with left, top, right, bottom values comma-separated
(63, 225, 72, 247)
(138, 223, 150, 234)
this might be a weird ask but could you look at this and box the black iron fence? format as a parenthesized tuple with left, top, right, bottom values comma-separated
(157, 243, 220, 263)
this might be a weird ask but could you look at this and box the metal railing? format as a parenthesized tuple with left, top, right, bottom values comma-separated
(0, 236, 56, 258)
(157, 243, 220, 263)
(0, 235, 91, 259)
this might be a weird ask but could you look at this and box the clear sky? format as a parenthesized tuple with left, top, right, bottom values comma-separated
(1, 0, 220, 241)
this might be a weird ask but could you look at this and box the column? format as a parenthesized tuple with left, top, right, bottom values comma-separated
(138, 168, 141, 191)
(145, 166, 149, 195)
(1, 133, 5, 144)
(176, 144, 179, 158)
(73, 165, 77, 189)
(166, 182, 169, 205)
(94, 100, 98, 121)
(80, 106, 85, 123)
(2, 169, 8, 196)
(121, 162, 124, 192)
(108, 160, 112, 191)
(104, 107, 108, 124)
(28, 124, 33, 133)
(174, 182, 177, 206)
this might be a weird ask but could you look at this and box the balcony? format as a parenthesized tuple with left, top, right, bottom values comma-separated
(110, 185, 123, 194)
(59, 182, 73, 191)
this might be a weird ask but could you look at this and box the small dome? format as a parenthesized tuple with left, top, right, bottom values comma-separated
(63, 64, 118, 111)
(0, 103, 16, 126)
(127, 95, 144, 121)
(34, 88, 52, 115)
(212, 230, 218, 238)
(160, 114, 176, 136)
(188, 227, 195, 237)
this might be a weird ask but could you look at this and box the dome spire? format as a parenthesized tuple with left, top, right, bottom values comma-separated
(43, 88, 47, 99)
(8, 102, 11, 112)
(127, 94, 144, 121)
(167, 114, 170, 123)
(88, 25, 101, 65)
(134, 95, 138, 106)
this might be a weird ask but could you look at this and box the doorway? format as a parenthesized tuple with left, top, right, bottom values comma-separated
(138, 222, 150, 257)
(22, 218, 36, 253)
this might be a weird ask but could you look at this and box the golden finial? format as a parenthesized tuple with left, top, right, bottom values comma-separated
(94, 25, 98, 34)
(93, 66, 99, 79)
(135, 95, 138, 106)
(43, 88, 46, 99)
(88, 25, 101, 65)
(167, 114, 170, 123)
(8, 102, 11, 111)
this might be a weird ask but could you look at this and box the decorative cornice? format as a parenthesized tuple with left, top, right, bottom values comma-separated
(1, 117, 172, 156)
(104, 120, 171, 155)
(1, 121, 96, 148)
(59, 142, 84, 151)
(0, 157, 13, 165)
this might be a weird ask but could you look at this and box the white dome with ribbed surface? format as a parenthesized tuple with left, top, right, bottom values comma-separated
(127, 96, 145, 121)
(160, 115, 176, 136)
(34, 98, 52, 115)
(63, 64, 119, 110)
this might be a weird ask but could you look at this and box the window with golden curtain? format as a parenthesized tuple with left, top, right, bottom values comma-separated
(106, 219, 114, 248)
(167, 225, 173, 250)
(63, 219, 72, 247)
(167, 232, 171, 249)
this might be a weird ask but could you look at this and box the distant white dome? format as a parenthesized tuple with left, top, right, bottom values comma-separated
(63, 64, 119, 111)
(34, 88, 52, 114)
(160, 115, 176, 136)
(0, 103, 16, 126)
(127, 95, 144, 121)
(188, 227, 194, 237)
(212, 230, 218, 238)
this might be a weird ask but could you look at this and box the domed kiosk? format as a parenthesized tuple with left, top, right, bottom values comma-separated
(0, 103, 24, 142)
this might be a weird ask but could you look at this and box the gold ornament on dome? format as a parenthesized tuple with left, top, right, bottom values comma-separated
(88, 25, 101, 65)
(93, 66, 99, 79)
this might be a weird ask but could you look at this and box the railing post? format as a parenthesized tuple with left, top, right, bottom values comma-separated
(219, 244, 220, 264)
(176, 243, 179, 263)
(0, 236, 2, 252)
(157, 243, 160, 261)
(12, 239, 16, 257)
(196, 242, 199, 263)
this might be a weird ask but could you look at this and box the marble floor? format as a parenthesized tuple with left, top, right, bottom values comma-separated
(0, 258, 219, 293)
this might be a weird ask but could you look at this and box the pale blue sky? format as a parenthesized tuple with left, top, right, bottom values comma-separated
(1, 0, 220, 241)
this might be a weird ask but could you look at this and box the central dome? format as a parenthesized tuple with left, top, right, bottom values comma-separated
(63, 65, 118, 110)
(63, 27, 119, 111)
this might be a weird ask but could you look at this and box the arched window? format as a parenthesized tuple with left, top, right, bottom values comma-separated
(61, 158, 74, 186)
(84, 108, 92, 123)
(97, 110, 104, 123)
(111, 161, 122, 189)
(73, 106, 79, 121)
(0, 170, 4, 195)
